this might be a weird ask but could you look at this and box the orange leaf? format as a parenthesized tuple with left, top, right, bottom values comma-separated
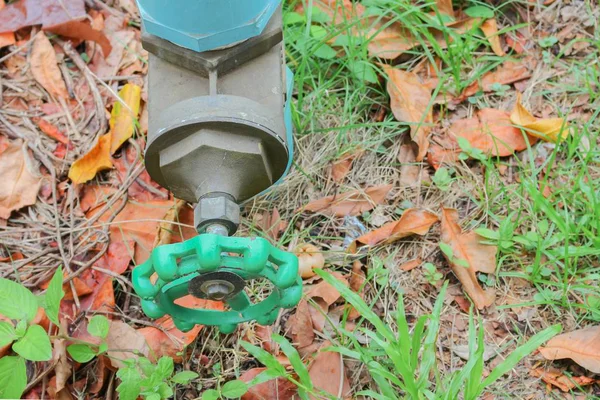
(39, 270, 93, 301)
(240, 368, 297, 400)
(440, 208, 497, 309)
(480, 19, 505, 57)
(300, 184, 393, 217)
(459, 60, 531, 100)
(138, 297, 224, 362)
(287, 299, 315, 348)
(510, 93, 569, 143)
(450, 108, 535, 156)
(109, 83, 142, 154)
(435, 0, 454, 16)
(330, 149, 363, 183)
(30, 32, 69, 100)
(349, 208, 438, 252)
(308, 351, 351, 398)
(34, 118, 69, 144)
(400, 258, 422, 271)
(68, 134, 113, 184)
(539, 326, 600, 373)
(0, 139, 42, 219)
(384, 66, 433, 160)
(306, 271, 348, 307)
(531, 367, 596, 392)
(0, 32, 15, 48)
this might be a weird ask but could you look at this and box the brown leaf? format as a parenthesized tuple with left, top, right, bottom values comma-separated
(510, 93, 569, 143)
(240, 367, 297, 400)
(105, 320, 149, 368)
(153, 199, 187, 247)
(436, 0, 454, 16)
(68, 134, 113, 184)
(330, 149, 363, 183)
(255, 207, 287, 241)
(398, 144, 421, 187)
(440, 208, 497, 309)
(0, 139, 42, 219)
(449, 108, 535, 156)
(30, 32, 69, 99)
(400, 258, 422, 271)
(349, 208, 438, 252)
(0, 0, 86, 33)
(52, 339, 71, 392)
(308, 351, 351, 399)
(539, 326, 600, 373)
(300, 184, 392, 217)
(34, 118, 69, 144)
(90, 30, 135, 78)
(459, 60, 532, 100)
(385, 66, 433, 160)
(46, 20, 112, 56)
(138, 297, 224, 362)
(306, 271, 348, 307)
(287, 299, 315, 348)
(531, 367, 596, 392)
(480, 19, 505, 57)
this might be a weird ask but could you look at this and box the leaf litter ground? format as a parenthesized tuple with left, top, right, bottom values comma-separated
(0, 0, 599, 399)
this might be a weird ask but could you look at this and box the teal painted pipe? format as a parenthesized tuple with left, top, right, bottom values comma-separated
(137, 0, 283, 52)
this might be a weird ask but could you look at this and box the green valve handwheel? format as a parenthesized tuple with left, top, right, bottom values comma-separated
(132, 234, 302, 334)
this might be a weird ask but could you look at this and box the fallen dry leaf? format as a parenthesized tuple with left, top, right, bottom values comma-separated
(330, 149, 363, 183)
(138, 297, 224, 362)
(300, 184, 392, 217)
(30, 32, 69, 100)
(52, 339, 71, 392)
(109, 83, 142, 154)
(440, 208, 497, 309)
(68, 134, 113, 184)
(349, 208, 438, 252)
(106, 320, 149, 368)
(0, 139, 42, 219)
(153, 199, 187, 247)
(295, 243, 325, 279)
(0, 0, 15, 48)
(306, 271, 348, 307)
(531, 367, 596, 392)
(240, 367, 297, 400)
(539, 326, 600, 373)
(510, 93, 569, 143)
(436, 0, 454, 16)
(459, 60, 532, 100)
(287, 299, 315, 348)
(254, 207, 287, 241)
(39, 270, 93, 301)
(308, 351, 351, 399)
(480, 19, 505, 57)
(400, 258, 422, 272)
(398, 144, 421, 187)
(385, 66, 433, 160)
(449, 108, 535, 156)
(34, 118, 69, 144)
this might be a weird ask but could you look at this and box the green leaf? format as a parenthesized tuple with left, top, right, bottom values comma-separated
(0, 278, 39, 322)
(87, 315, 110, 339)
(14, 319, 27, 338)
(539, 36, 558, 48)
(474, 228, 499, 241)
(44, 266, 65, 326)
(155, 356, 174, 380)
(12, 324, 52, 361)
(144, 393, 161, 400)
(240, 341, 287, 376)
(283, 11, 305, 25)
(98, 341, 108, 354)
(310, 7, 331, 23)
(0, 356, 27, 399)
(272, 334, 313, 391)
(157, 382, 174, 398)
(347, 61, 378, 84)
(313, 43, 337, 59)
(464, 6, 494, 18)
(171, 371, 199, 384)
(0, 321, 16, 348)
(67, 343, 97, 363)
(201, 389, 220, 400)
(116, 366, 142, 400)
(309, 25, 327, 40)
(439, 242, 454, 258)
(138, 357, 156, 377)
(221, 380, 248, 398)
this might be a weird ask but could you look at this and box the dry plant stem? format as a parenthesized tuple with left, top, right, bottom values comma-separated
(24, 360, 58, 394)
(59, 40, 107, 137)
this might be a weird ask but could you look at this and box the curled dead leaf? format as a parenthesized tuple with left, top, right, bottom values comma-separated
(300, 184, 393, 217)
(306, 271, 348, 307)
(510, 93, 569, 143)
(294, 243, 325, 279)
(385, 66, 433, 160)
(254, 208, 287, 241)
(105, 320, 149, 368)
(531, 367, 596, 392)
(349, 208, 438, 252)
(539, 326, 600, 373)
(308, 351, 351, 399)
(30, 32, 69, 100)
(459, 60, 532, 101)
(287, 299, 315, 348)
(0, 139, 42, 219)
(330, 149, 363, 183)
(480, 19, 505, 57)
(440, 208, 497, 309)
(68, 134, 113, 184)
(240, 367, 297, 400)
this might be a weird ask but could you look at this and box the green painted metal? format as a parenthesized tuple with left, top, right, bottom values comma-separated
(132, 234, 302, 333)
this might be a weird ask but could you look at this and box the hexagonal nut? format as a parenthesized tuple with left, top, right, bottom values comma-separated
(194, 195, 240, 235)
